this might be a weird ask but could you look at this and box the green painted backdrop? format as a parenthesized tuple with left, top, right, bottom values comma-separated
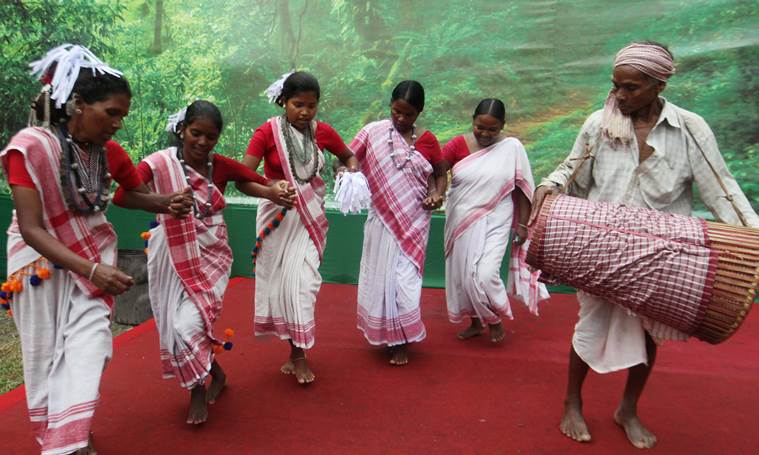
(0, 1, 757, 288)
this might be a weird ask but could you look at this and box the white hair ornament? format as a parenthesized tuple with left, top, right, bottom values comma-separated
(166, 107, 188, 133)
(264, 72, 294, 104)
(29, 44, 123, 109)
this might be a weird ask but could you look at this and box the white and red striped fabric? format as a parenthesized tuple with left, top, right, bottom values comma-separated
(350, 119, 432, 274)
(0, 127, 117, 307)
(528, 194, 718, 335)
(269, 117, 328, 259)
(144, 148, 232, 340)
(444, 137, 547, 318)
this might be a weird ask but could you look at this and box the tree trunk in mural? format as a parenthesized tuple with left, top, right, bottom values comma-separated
(150, 0, 164, 54)
(278, 0, 295, 62)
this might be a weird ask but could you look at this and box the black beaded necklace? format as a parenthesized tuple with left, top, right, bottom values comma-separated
(280, 115, 319, 184)
(56, 125, 112, 214)
(175, 145, 215, 219)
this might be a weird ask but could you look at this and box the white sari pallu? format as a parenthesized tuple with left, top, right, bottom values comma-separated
(1, 128, 117, 455)
(144, 148, 231, 388)
(444, 137, 549, 325)
(254, 117, 327, 349)
(352, 119, 432, 346)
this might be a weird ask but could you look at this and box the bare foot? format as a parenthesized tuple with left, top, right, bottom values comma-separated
(614, 408, 657, 449)
(488, 322, 505, 343)
(76, 433, 97, 454)
(389, 344, 409, 366)
(292, 357, 315, 384)
(457, 318, 484, 340)
(187, 385, 208, 425)
(206, 361, 227, 404)
(560, 400, 591, 443)
(280, 359, 295, 375)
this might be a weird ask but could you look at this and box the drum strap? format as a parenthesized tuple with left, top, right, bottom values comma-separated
(681, 117, 749, 227)
(562, 135, 597, 196)
(562, 119, 748, 227)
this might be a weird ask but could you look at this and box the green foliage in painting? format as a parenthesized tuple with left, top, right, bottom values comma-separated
(0, 0, 757, 211)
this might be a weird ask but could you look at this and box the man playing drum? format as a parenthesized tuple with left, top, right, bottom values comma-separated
(531, 41, 759, 449)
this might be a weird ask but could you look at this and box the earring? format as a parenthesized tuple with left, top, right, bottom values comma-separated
(65, 99, 78, 116)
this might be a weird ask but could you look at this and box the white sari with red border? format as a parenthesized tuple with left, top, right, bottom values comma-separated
(1, 127, 117, 455)
(444, 137, 548, 324)
(254, 117, 327, 349)
(352, 119, 433, 346)
(144, 148, 232, 388)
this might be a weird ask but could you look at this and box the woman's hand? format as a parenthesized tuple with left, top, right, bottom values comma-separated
(513, 223, 528, 246)
(267, 180, 297, 208)
(528, 185, 559, 225)
(164, 188, 194, 219)
(422, 191, 444, 210)
(90, 263, 134, 296)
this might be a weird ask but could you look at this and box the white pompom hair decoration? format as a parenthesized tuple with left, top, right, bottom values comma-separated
(333, 171, 372, 215)
(264, 72, 294, 104)
(29, 43, 123, 109)
(165, 107, 187, 133)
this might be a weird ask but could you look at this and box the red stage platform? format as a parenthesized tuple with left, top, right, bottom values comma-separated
(1, 279, 757, 454)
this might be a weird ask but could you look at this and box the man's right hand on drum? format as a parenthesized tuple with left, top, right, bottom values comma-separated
(529, 184, 559, 225)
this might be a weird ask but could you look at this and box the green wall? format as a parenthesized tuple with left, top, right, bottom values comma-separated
(0, 194, 573, 292)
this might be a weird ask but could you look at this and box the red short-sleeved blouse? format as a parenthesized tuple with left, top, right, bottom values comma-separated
(349, 126, 443, 166)
(441, 135, 471, 167)
(245, 120, 350, 180)
(3, 140, 142, 190)
(135, 153, 268, 194)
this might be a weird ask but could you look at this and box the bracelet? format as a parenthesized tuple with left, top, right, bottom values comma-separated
(88, 263, 99, 281)
(518, 223, 528, 229)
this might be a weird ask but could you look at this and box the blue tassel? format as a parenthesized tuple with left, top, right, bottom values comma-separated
(263, 227, 271, 235)
(272, 219, 280, 227)
(53, 264, 63, 269)
(149, 220, 160, 228)
(30, 275, 42, 286)
(223, 341, 233, 351)
(0, 291, 6, 299)
(1, 303, 9, 311)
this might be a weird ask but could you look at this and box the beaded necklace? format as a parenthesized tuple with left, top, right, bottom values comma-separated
(175, 145, 215, 219)
(56, 126, 112, 214)
(281, 115, 319, 184)
(388, 124, 417, 170)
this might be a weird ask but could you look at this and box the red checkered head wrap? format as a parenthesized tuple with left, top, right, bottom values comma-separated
(613, 43, 676, 82)
(601, 43, 675, 146)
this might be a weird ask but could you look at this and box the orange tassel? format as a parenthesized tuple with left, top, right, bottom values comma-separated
(36, 268, 51, 280)
(224, 328, 235, 338)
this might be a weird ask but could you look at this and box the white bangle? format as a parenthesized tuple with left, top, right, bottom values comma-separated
(88, 263, 99, 281)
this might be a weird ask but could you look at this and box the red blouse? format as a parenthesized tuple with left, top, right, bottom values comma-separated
(134, 153, 268, 194)
(441, 135, 471, 167)
(3, 140, 142, 190)
(245, 120, 350, 180)
(351, 127, 443, 165)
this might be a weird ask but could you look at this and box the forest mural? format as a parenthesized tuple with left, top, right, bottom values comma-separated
(1, 0, 757, 211)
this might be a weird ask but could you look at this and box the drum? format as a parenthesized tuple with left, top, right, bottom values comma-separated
(526, 193, 759, 344)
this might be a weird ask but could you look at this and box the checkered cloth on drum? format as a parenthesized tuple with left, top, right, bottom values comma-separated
(529, 194, 718, 335)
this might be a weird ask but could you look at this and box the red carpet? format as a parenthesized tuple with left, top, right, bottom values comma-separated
(1, 279, 758, 454)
